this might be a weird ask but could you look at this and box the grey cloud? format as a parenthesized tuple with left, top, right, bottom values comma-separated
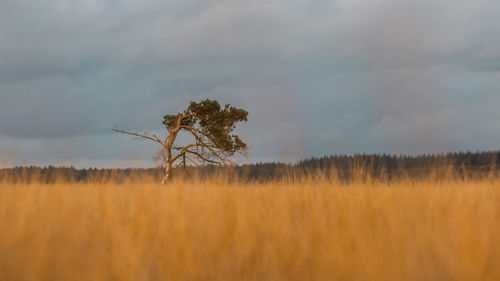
(366, 95, 500, 154)
(0, 133, 158, 168)
(1, 0, 500, 166)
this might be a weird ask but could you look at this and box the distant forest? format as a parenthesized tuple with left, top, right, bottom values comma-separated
(1, 151, 500, 184)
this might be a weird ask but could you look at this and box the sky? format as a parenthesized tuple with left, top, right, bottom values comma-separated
(1, 0, 500, 168)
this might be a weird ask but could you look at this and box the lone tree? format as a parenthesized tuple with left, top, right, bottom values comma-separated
(113, 99, 248, 184)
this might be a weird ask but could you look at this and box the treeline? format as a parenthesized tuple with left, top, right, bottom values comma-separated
(1, 150, 499, 184)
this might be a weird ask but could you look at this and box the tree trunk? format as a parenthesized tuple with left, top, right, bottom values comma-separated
(161, 143, 173, 184)
(161, 162, 172, 184)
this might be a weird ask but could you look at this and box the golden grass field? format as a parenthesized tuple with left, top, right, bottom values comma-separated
(1, 176, 500, 281)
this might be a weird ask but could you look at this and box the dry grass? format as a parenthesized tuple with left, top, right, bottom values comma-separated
(1, 177, 500, 281)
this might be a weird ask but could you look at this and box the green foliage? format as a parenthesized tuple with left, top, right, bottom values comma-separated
(163, 99, 248, 154)
(162, 113, 182, 128)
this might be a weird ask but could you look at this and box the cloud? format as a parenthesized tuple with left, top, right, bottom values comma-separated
(0, 133, 158, 168)
(1, 0, 500, 166)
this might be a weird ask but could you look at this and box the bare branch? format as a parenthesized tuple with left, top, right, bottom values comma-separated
(171, 143, 202, 163)
(152, 133, 163, 143)
(113, 128, 165, 146)
(179, 113, 209, 123)
(171, 141, 219, 165)
(171, 152, 184, 164)
(173, 142, 217, 152)
(174, 113, 209, 133)
(189, 132, 232, 165)
(185, 155, 200, 167)
(179, 126, 219, 147)
(184, 149, 221, 165)
(173, 124, 232, 165)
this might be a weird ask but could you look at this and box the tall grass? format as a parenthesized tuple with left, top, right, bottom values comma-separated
(1, 176, 500, 280)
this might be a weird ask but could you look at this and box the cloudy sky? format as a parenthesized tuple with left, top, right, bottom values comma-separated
(1, 0, 500, 167)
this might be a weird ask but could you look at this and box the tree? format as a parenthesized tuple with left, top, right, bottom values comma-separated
(113, 99, 248, 184)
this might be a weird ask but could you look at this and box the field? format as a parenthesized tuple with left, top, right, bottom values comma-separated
(1, 176, 500, 281)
